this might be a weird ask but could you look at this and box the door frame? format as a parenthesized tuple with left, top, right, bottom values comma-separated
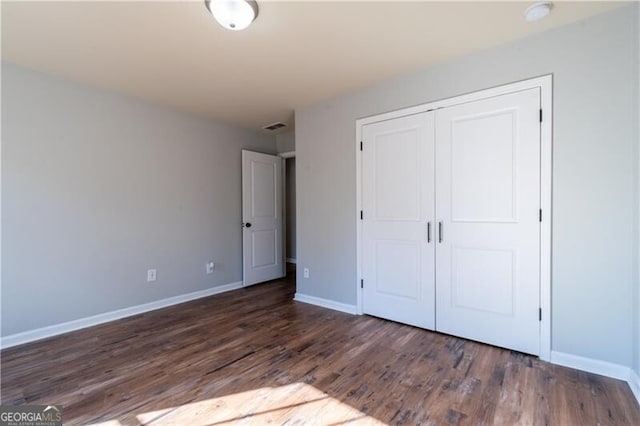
(355, 75, 553, 361)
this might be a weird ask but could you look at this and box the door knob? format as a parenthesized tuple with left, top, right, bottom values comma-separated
(244, 222, 252, 228)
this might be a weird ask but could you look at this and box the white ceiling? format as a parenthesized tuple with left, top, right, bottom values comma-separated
(1, 1, 626, 131)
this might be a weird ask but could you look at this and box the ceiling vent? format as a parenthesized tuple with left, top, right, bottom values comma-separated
(263, 122, 287, 131)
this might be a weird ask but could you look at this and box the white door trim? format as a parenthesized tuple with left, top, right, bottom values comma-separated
(355, 75, 553, 361)
(279, 151, 296, 159)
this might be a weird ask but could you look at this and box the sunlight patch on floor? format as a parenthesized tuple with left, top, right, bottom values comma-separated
(91, 382, 385, 425)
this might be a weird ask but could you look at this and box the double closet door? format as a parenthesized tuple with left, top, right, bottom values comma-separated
(361, 88, 541, 355)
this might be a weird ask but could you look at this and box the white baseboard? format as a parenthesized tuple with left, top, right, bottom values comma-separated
(294, 293, 357, 315)
(550, 351, 631, 381)
(1, 281, 243, 349)
(286, 258, 297, 264)
(629, 369, 640, 405)
(535, 351, 640, 406)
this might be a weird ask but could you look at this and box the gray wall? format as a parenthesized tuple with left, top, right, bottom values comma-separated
(1, 62, 276, 336)
(276, 131, 295, 154)
(295, 5, 639, 367)
(286, 158, 296, 260)
(635, 0, 640, 379)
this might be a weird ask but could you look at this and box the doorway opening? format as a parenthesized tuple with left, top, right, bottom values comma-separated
(282, 153, 296, 277)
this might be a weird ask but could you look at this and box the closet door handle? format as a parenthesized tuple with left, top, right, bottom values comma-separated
(427, 222, 431, 243)
(438, 221, 443, 243)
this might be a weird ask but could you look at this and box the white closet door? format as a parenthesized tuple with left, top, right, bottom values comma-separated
(362, 112, 436, 330)
(435, 88, 541, 355)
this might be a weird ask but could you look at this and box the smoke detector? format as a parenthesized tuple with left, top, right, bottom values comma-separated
(524, 2, 553, 23)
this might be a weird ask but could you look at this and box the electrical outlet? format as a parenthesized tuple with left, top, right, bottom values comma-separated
(303, 268, 309, 278)
(206, 261, 215, 274)
(147, 269, 157, 282)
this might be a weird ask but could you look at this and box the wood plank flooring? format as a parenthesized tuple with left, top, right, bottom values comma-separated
(2, 270, 639, 425)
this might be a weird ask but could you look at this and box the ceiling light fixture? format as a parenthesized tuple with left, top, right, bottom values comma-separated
(524, 2, 553, 23)
(205, 0, 259, 31)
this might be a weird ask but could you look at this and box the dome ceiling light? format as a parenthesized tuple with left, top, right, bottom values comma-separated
(205, 0, 259, 31)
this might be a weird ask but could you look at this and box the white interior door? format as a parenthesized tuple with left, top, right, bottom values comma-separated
(242, 150, 284, 286)
(435, 88, 541, 355)
(362, 112, 436, 330)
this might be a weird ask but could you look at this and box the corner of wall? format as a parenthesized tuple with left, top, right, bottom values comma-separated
(0, 61, 4, 347)
(634, 0, 640, 377)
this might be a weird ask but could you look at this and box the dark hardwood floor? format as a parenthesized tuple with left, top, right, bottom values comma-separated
(2, 269, 639, 425)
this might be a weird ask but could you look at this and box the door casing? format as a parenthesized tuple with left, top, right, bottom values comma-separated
(355, 75, 553, 361)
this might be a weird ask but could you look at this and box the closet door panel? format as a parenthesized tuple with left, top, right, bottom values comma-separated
(362, 112, 436, 330)
(435, 88, 541, 355)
